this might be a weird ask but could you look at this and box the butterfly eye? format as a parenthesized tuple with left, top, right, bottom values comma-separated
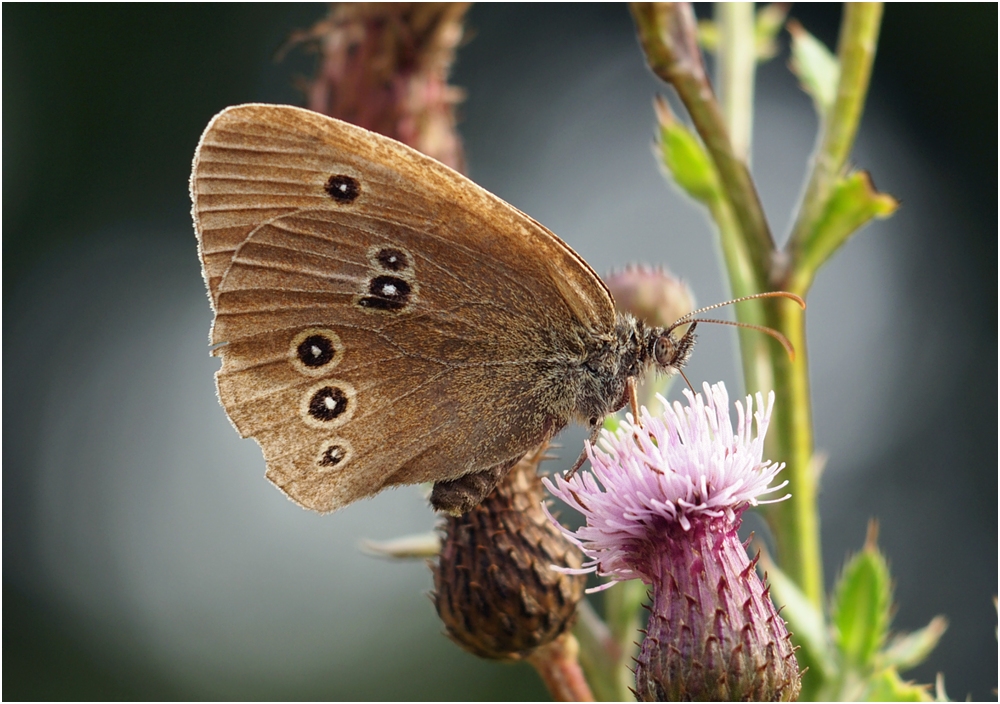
(317, 440, 352, 469)
(301, 381, 356, 429)
(324, 174, 361, 203)
(653, 334, 677, 367)
(297, 334, 336, 367)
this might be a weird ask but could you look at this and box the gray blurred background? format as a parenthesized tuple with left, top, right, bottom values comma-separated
(4, 4, 995, 700)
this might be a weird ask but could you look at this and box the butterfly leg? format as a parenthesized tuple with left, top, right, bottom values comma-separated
(626, 376, 641, 423)
(430, 458, 520, 516)
(564, 416, 603, 479)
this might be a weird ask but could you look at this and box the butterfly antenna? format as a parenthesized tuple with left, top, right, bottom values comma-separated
(667, 291, 804, 362)
(671, 291, 804, 324)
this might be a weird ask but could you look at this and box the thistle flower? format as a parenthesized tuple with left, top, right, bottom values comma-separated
(544, 382, 801, 701)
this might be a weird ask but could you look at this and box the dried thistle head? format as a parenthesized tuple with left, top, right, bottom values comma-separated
(289, 2, 469, 170)
(432, 445, 586, 661)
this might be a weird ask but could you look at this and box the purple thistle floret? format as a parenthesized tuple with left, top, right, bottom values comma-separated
(544, 382, 801, 701)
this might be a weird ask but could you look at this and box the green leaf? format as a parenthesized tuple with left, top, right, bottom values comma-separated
(698, 4, 789, 61)
(788, 19, 840, 116)
(654, 96, 721, 205)
(795, 170, 898, 288)
(831, 528, 893, 670)
(863, 668, 935, 702)
(696, 18, 719, 52)
(754, 3, 790, 61)
(761, 552, 834, 680)
(602, 414, 621, 433)
(879, 616, 948, 672)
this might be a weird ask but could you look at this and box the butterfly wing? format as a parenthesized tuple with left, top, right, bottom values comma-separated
(191, 104, 615, 512)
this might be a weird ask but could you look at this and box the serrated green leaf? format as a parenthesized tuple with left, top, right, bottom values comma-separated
(654, 97, 721, 205)
(798, 170, 898, 280)
(879, 616, 948, 672)
(863, 668, 935, 702)
(831, 538, 893, 669)
(789, 19, 840, 115)
(761, 553, 834, 679)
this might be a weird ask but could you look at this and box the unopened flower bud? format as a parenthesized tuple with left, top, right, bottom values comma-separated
(604, 264, 694, 329)
(433, 447, 586, 660)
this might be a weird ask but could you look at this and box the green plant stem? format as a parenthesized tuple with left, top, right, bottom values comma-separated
(573, 600, 629, 701)
(631, 2, 774, 281)
(758, 297, 822, 607)
(715, 3, 756, 163)
(787, 3, 884, 272)
(761, 5, 885, 610)
(526, 633, 595, 702)
(633, 1, 824, 607)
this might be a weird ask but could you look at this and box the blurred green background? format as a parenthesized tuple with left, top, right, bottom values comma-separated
(4, 4, 995, 700)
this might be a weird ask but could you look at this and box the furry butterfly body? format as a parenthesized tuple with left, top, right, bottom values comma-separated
(191, 104, 693, 514)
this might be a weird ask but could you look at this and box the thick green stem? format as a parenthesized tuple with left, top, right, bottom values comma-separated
(715, 3, 756, 163)
(788, 3, 884, 267)
(762, 4, 885, 609)
(757, 298, 823, 607)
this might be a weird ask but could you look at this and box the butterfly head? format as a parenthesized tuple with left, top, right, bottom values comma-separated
(651, 321, 698, 375)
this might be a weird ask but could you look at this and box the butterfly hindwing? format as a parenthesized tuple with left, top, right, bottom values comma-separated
(191, 104, 616, 511)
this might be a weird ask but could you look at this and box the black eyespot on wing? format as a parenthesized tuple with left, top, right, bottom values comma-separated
(308, 386, 349, 421)
(297, 334, 336, 368)
(325, 174, 361, 203)
(319, 444, 347, 467)
(359, 275, 412, 311)
(375, 248, 409, 272)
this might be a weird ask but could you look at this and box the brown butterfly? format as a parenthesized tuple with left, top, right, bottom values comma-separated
(191, 104, 799, 515)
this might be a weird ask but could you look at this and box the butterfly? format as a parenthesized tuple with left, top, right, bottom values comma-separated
(191, 104, 799, 515)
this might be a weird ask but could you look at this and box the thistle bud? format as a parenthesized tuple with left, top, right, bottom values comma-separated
(432, 447, 586, 660)
(604, 264, 694, 329)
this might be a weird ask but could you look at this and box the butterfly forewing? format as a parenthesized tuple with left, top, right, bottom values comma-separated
(191, 104, 616, 512)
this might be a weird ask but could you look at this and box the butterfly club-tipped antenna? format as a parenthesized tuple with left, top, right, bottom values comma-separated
(661, 291, 805, 366)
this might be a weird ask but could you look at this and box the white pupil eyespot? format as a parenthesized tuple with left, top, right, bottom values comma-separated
(324, 396, 337, 410)
(310, 345, 322, 357)
(338, 184, 347, 192)
(382, 283, 397, 296)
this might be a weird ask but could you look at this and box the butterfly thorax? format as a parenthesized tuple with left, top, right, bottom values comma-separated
(568, 311, 696, 428)
(569, 312, 655, 424)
